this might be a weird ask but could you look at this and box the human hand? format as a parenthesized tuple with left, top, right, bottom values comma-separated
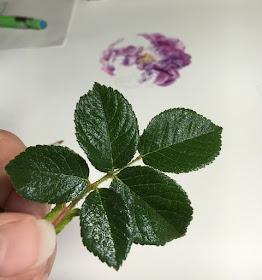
(0, 130, 57, 280)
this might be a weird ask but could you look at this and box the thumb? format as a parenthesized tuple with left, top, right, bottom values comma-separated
(0, 213, 56, 277)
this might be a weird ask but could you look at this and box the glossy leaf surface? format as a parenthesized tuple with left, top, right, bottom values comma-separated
(110, 166, 193, 245)
(138, 108, 222, 173)
(80, 188, 132, 270)
(75, 83, 139, 172)
(5, 145, 89, 204)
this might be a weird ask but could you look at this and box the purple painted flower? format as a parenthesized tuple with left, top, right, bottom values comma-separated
(100, 33, 191, 87)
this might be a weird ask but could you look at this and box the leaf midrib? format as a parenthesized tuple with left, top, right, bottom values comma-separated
(9, 167, 88, 181)
(140, 127, 220, 157)
(96, 189, 118, 266)
(114, 176, 182, 236)
(97, 91, 114, 171)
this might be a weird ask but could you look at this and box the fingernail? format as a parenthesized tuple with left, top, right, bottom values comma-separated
(0, 219, 56, 277)
(32, 219, 56, 269)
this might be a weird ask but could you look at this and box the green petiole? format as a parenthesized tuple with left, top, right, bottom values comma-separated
(45, 155, 142, 234)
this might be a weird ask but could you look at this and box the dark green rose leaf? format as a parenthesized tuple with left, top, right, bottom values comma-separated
(5, 145, 89, 204)
(75, 82, 139, 172)
(80, 188, 132, 270)
(138, 108, 222, 173)
(110, 166, 193, 246)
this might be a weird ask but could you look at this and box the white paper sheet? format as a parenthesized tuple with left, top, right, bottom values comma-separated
(0, 0, 76, 49)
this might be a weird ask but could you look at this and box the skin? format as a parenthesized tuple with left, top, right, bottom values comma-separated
(0, 130, 57, 280)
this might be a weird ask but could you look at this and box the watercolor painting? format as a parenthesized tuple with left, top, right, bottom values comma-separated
(100, 33, 191, 87)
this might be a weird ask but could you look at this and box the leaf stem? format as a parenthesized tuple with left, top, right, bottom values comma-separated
(92, 172, 114, 188)
(48, 155, 142, 234)
(113, 155, 142, 175)
(52, 205, 69, 229)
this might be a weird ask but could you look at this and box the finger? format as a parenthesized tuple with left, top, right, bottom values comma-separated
(0, 130, 50, 217)
(4, 192, 51, 219)
(22, 245, 57, 280)
(3, 245, 58, 280)
(0, 247, 57, 280)
(0, 130, 26, 208)
(0, 213, 56, 278)
(0, 212, 35, 227)
(43, 246, 57, 279)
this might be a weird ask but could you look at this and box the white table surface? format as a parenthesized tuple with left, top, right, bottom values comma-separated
(1, 0, 262, 279)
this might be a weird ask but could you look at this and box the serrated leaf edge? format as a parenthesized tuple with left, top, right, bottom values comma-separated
(74, 82, 139, 173)
(80, 189, 132, 270)
(138, 108, 223, 173)
(5, 145, 89, 204)
(112, 166, 193, 246)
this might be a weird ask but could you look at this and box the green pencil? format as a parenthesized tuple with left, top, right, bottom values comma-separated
(0, 16, 47, 30)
